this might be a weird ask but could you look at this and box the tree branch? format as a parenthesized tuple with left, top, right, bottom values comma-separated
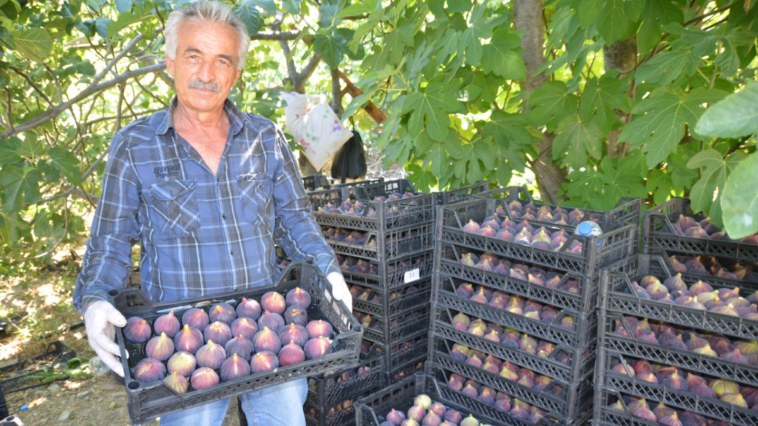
(9, 66, 54, 107)
(252, 31, 300, 41)
(330, 67, 344, 117)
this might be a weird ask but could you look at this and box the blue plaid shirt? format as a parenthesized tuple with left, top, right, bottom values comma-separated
(73, 97, 339, 313)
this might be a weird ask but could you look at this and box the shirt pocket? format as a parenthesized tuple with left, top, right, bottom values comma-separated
(237, 173, 274, 226)
(148, 179, 201, 238)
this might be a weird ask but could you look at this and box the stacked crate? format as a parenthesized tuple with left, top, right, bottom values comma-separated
(428, 187, 641, 425)
(593, 198, 758, 426)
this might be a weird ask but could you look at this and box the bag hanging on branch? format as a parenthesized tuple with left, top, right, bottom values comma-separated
(280, 92, 352, 171)
(331, 128, 367, 183)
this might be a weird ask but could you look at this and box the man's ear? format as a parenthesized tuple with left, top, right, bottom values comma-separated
(166, 54, 175, 77)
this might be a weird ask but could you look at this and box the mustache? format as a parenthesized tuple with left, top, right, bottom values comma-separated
(188, 79, 220, 93)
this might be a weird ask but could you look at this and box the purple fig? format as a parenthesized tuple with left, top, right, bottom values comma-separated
(134, 357, 167, 383)
(209, 303, 236, 324)
(182, 308, 210, 330)
(462, 220, 481, 233)
(285, 287, 312, 308)
(174, 324, 203, 354)
(236, 298, 262, 320)
(250, 351, 279, 373)
(123, 317, 153, 343)
(163, 371, 189, 394)
(154, 311, 181, 338)
(204, 321, 232, 346)
(167, 351, 196, 377)
(190, 367, 219, 390)
(146, 332, 175, 361)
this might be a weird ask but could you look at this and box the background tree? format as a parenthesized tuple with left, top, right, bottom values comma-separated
(0, 0, 756, 272)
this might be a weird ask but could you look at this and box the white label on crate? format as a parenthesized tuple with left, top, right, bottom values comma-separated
(404, 268, 420, 283)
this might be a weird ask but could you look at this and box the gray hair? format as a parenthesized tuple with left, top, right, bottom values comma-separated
(165, 1, 250, 70)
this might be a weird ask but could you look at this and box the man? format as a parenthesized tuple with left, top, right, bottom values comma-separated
(72, 2, 351, 425)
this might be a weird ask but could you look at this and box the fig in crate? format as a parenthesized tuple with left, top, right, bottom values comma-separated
(225, 335, 255, 361)
(258, 311, 285, 331)
(182, 308, 209, 330)
(123, 317, 152, 343)
(167, 351, 196, 377)
(278, 324, 308, 347)
(236, 298, 262, 320)
(285, 287, 311, 308)
(306, 320, 333, 339)
(163, 371, 189, 394)
(253, 326, 282, 353)
(304, 336, 332, 359)
(284, 306, 308, 327)
(174, 324, 203, 354)
(250, 351, 279, 373)
(220, 353, 251, 382)
(261, 291, 286, 314)
(203, 321, 232, 346)
(190, 367, 219, 390)
(278, 341, 306, 366)
(230, 317, 258, 340)
(134, 358, 167, 383)
(154, 310, 181, 337)
(146, 332, 175, 361)
(196, 340, 226, 369)
(209, 302, 236, 324)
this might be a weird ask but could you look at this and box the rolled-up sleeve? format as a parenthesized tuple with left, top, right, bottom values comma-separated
(73, 134, 140, 313)
(270, 128, 340, 278)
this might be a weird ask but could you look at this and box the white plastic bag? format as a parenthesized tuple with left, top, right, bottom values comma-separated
(281, 92, 353, 171)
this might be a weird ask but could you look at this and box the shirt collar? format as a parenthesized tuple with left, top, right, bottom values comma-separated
(156, 96, 247, 137)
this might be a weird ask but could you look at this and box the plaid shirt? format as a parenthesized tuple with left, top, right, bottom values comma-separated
(73, 97, 339, 313)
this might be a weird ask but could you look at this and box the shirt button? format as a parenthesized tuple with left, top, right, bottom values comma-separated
(258, 184, 263, 189)
(230, 251, 234, 256)
(222, 214, 227, 220)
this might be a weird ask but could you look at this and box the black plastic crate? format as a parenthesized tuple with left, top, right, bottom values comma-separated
(110, 261, 363, 425)
(358, 303, 431, 346)
(642, 197, 758, 263)
(428, 311, 596, 385)
(368, 330, 429, 375)
(437, 242, 598, 314)
(305, 387, 380, 426)
(354, 372, 563, 426)
(593, 389, 662, 426)
(476, 186, 642, 230)
(307, 350, 385, 412)
(600, 254, 758, 341)
(437, 181, 490, 205)
(658, 251, 758, 290)
(595, 347, 758, 426)
(351, 279, 432, 319)
(351, 179, 415, 201)
(597, 311, 758, 389)
(302, 174, 332, 191)
(324, 223, 434, 262)
(334, 178, 386, 189)
(340, 251, 434, 293)
(388, 356, 426, 383)
(438, 199, 639, 278)
(433, 273, 598, 349)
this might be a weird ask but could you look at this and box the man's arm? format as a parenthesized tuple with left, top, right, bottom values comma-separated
(73, 134, 141, 314)
(270, 128, 340, 278)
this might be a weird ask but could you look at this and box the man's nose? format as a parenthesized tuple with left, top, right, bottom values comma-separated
(198, 60, 215, 84)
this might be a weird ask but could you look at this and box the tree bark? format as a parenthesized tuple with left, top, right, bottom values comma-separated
(330, 68, 344, 118)
(603, 36, 637, 158)
(513, 0, 566, 205)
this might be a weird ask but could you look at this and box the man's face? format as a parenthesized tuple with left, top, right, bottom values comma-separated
(166, 18, 243, 114)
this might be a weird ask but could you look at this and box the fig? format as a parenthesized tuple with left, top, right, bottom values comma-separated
(686, 373, 706, 389)
(721, 393, 748, 407)
(499, 367, 518, 381)
(679, 411, 707, 426)
(167, 351, 196, 377)
(190, 367, 219, 390)
(278, 323, 309, 347)
(173, 324, 203, 354)
(722, 348, 748, 364)
(236, 298, 262, 320)
(736, 341, 758, 355)
(690, 384, 717, 398)
(286, 287, 312, 308)
(260, 292, 286, 315)
(693, 344, 718, 357)
(632, 360, 653, 374)
(646, 282, 670, 300)
(258, 311, 285, 332)
(284, 306, 308, 327)
(146, 332, 175, 361)
(653, 402, 675, 419)
(448, 376, 464, 391)
(662, 372, 688, 390)
(304, 336, 333, 359)
(612, 363, 635, 376)
(689, 281, 713, 296)
(461, 383, 479, 398)
(386, 409, 406, 425)
(134, 357, 167, 383)
(517, 376, 535, 389)
(195, 340, 226, 369)
(463, 220, 481, 233)
(636, 372, 658, 383)
(401, 421, 421, 426)
(630, 405, 656, 421)
(422, 412, 441, 426)
(460, 415, 480, 426)
(163, 371, 189, 394)
(443, 410, 462, 423)
(219, 353, 251, 382)
(209, 302, 236, 324)
(250, 351, 279, 373)
(664, 335, 687, 351)
(658, 412, 682, 426)
(204, 321, 233, 346)
(306, 320, 334, 339)
(154, 311, 181, 337)
(279, 340, 306, 366)
(428, 402, 445, 417)
(710, 378, 740, 397)
(230, 317, 258, 340)
(407, 406, 427, 422)
(182, 308, 210, 330)
(225, 335, 255, 361)
(718, 287, 740, 300)
(123, 317, 153, 343)
(663, 274, 687, 292)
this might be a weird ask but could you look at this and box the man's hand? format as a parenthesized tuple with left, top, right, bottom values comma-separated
(327, 272, 352, 312)
(84, 300, 127, 377)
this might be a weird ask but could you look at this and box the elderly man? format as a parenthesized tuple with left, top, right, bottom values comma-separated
(72, 2, 351, 425)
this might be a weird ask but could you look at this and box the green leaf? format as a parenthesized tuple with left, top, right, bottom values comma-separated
(646, 169, 675, 205)
(11, 29, 53, 63)
(406, 163, 437, 192)
(0, 211, 30, 246)
(0, 167, 42, 211)
(686, 149, 746, 214)
(620, 89, 726, 169)
(282, 0, 302, 15)
(314, 33, 346, 69)
(0, 137, 21, 166)
(447, 0, 472, 13)
(235, 1, 262, 36)
(253, 0, 277, 16)
(402, 83, 461, 141)
(552, 115, 604, 169)
(528, 81, 579, 127)
(596, 0, 628, 44)
(635, 48, 697, 87)
(336, 0, 376, 17)
(579, 0, 603, 28)
(457, 5, 494, 67)
(483, 110, 534, 149)
(579, 74, 630, 133)
(48, 147, 82, 186)
(107, 12, 141, 38)
(480, 30, 525, 79)
(0, 25, 15, 49)
(94, 17, 112, 40)
(696, 83, 758, 138)
(115, 0, 131, 13)
(721, 152, 758, 239)
(15, 133, 45, 158)
(623, 0, 645, 22)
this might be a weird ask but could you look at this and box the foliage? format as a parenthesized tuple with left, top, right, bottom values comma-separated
(0, 0, 756, 269)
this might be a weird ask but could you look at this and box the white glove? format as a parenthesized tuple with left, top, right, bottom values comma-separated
(84, 300, 127, 377)
(327, 271, 352, 313)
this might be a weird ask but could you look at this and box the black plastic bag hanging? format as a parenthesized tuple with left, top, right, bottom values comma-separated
(331, 127, 367, 183)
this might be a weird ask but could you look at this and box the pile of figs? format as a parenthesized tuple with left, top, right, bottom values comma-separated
(458, 251, 579, 294)
(324, 227, 377, 247)
(448, 376, 548, 424)
(123, 287, 338, 394)
(609, 358, 758, 412)
(608, 395, 740, 425)
(662, 214, 758, 245)
(308, 362, 373, 391)
(446, 344, 563, 397)
(614, 315, 758, 366)
(349, 283, 422, 305)
(452, 284, 577, 329)
(316, 192, 420, 218)
(669, 255, 758, 283)
(377, 393, 492, 426)
(625, 273, 758, 318)
(451, 313, 571, 365)
(500, 200, 590, 226)
(338, 253, 425, 277)
(460, 216, 583, 254)
(391, 361, 426, 381)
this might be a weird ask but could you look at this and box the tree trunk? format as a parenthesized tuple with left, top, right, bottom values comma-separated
(603, 36, 637, 158)
(513, 0, 566, 204)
